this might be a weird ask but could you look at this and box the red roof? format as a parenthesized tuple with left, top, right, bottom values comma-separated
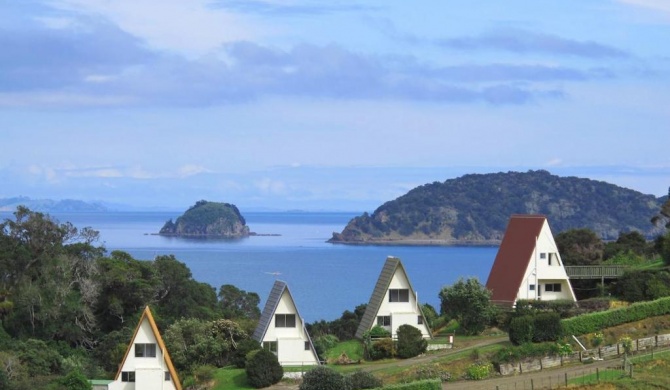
(486, 215, 546, 307)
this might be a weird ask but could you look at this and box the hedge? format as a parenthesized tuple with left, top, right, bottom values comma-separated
(374, 379, 441, 390)
(562, 296, 670, 336)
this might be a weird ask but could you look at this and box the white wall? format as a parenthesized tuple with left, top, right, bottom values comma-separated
(375, 268, 431, 338)
(108, 318, 177, 390)
(262, 289, 319, 366)
(517, 220, 576, 302)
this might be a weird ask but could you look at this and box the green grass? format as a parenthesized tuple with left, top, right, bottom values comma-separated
(569, 369, 627, 385)
(212, 367, 254, 390)
(326, 340, 365, 362)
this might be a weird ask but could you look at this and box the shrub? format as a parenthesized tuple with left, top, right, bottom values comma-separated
(396, 325, 427, 359)
(368, 337, 394, 360)
(245, 349, 283, 388)
(578, 298, 611, 313)
(561, 296, 670, 336)
(232, 339, 261, 368)
(313, 334, 339, 360)
(193, 364, 216, 385)
(299, 366, 347, 390)
(348, 370, 382, 389)
(367, 325, 391, 339)
(492, 342, 559, 364)
(465, 362, 492, 380)
(55, 368, 91, 390)
(515, 299, 577, 318)
(508, 315, 534, 345)
(532, 312, 561, 342)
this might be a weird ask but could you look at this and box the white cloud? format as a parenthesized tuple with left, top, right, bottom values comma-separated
(545, 158, 563, 166)
(254, 178, 287, 195)
(617, 0, 670, 19)
(46, 0, 261, 57)
(177, 164, 210, 178)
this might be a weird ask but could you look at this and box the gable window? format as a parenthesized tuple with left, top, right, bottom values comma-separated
(135, 343, 157, 358)
(529, 284, 535, 291)
(165, 371, 171, 381)
(377, 316, 391, 327)
(305, 341, 310, 351)
(275, 314, 296, 328)
(418, 316, 424, 325)
(389, 289, 409, 302)
(121, 372, 135, 382)
(545, 283, 562, 292)
(263, 341, 278, 354)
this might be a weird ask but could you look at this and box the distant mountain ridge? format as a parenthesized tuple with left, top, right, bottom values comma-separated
(329, 170, 666, 245)
(0, 196, 108, 212)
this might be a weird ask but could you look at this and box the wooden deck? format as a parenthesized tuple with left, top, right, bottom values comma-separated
(564, 265, 627, 280)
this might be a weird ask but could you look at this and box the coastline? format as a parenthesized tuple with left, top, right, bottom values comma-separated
(327, 238, 501, 247)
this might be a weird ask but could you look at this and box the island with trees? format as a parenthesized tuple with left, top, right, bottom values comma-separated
(159, 200, 250, 238)
(329, 170, 668, 245)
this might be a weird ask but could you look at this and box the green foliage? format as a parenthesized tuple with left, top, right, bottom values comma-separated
(532, 312, 562, 342)
(55, 368, 92, 390)
(366, 325, 391, 339)
(515, 299, 577, 318)
(375, 379, 441, 390)
(439, 278, 496, 335)
(555, 228, 604, 266)
(395, 325, 427, 359)
(299, 366, 347, 390)
(659, 231, 670, 266)
(508, 315, 534, 345)
(591, 332, 604, 347)
(307, 304, 366, 341)
(465, 362, 492, 380)
(367, 338, 394, 360)
(619, 336, 633, 355)
(561, 296, 670, 336)
(218, 284, 261, 321)
(492, 342, 563, 364)
(330, 170, 664, 243)
(232, 339, 261, 368)
(17, 339, 63, 376)
(420, 304, 438, 329)
(312, 334, 339, 361)
(610, 269, 670, 302)
(245, 349, 283, 389)
(348, 370, 382, 389)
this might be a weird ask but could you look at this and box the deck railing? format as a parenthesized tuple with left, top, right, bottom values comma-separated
(564, 265, 627, 280)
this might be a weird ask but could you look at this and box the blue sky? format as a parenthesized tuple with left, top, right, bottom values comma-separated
(1, 0, 669, 211)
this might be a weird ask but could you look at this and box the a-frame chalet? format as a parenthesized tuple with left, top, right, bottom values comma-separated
(252, 280, 320, 366)
(109, 306, 181, 390)
(486, 214, 576, 307)
(355, 256, 433, 339)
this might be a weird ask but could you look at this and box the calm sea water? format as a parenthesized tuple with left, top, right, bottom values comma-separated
(0, 211, 499, 322)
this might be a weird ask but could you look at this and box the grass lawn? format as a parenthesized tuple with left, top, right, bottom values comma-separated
(212, 367, 254, 390)
(326, 340, 365, 362)
(569, 349, 670, 389)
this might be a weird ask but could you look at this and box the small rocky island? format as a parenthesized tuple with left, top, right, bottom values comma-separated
(159, 200, 250, 238)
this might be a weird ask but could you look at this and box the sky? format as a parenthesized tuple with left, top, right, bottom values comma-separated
(1, 0, 669, 212)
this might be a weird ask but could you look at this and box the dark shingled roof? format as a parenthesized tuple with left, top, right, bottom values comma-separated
(355, 257, 433, 339)
(485, 214, 546, 307)
(252, 280, 320, 364)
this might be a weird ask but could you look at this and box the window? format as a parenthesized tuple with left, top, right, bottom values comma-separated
(418, 316, 424, 325)
(135, 343, 157, 357)
(121, 372, 135, 382)
(529, 284, 535, 291)
(545, 283, 562, 292)
(540, 252, 546, 259)
(377, 316, 391, 327)
(305, 341, 310, 351)
(275, 314, 296, 328)
(263, 341, 278, 354)
(389, 289, 409, 302)
(165, 371, 171, 381)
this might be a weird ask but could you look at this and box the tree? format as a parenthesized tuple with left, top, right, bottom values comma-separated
(218, 284, 261, 320)
(555, 228, 604, 266)
(439, 278, 496, 335)
(299, 366, 347, 390)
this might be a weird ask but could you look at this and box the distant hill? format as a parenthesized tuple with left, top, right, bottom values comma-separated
(329, 170, 666, 245)
(0, 196, 108, 212)
(159, 200, 250, 238)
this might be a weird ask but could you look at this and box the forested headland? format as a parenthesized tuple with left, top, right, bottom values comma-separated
(159, 200, 250, 238)
(330, 170, 668, 245)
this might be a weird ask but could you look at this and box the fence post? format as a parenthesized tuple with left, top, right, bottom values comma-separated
(596, 367, 599, 383)
(531, 378, 534, 390)
(564, 372, 568, 387)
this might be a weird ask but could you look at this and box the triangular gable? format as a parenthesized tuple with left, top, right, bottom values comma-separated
(114, 306, 182, 390)
(486, 215, 546, 307)
(252, 280, 320, 364)
(355, 257, 433, 339)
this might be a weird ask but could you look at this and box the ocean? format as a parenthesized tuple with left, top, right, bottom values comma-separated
(0, 211, 499, 322)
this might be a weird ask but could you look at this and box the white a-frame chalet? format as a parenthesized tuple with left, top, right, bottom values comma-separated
(355, 256, 432, 339)
(109, 306, 181, 390)
(252, 280, 320, 366)
(486, 214, 576, 307)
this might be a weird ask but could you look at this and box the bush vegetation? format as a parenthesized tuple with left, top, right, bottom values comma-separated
(244, 349, 283, 388)
(299, 366, 348, 390)
(396, 325, 427, 359)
